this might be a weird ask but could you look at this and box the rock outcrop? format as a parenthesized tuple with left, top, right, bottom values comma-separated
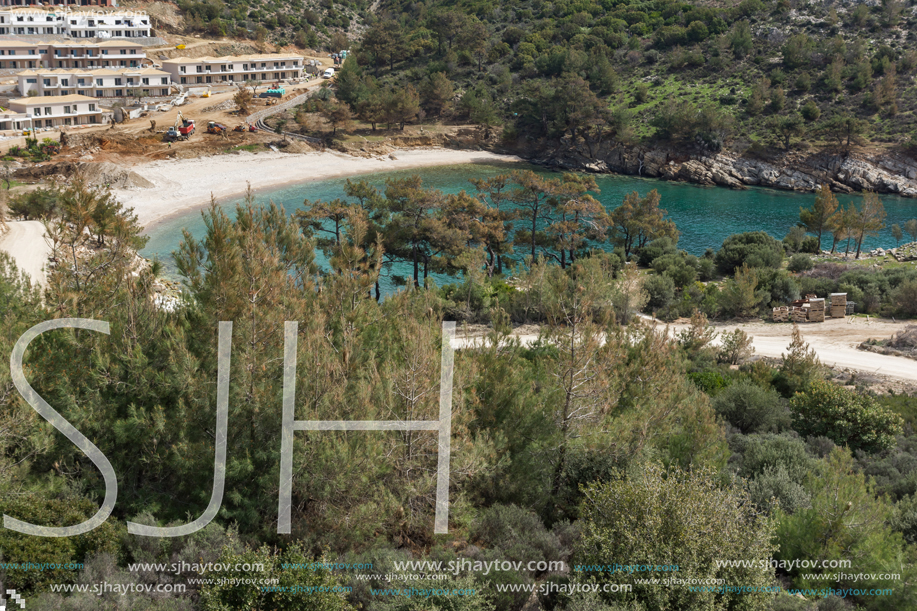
(527, 142, 917, 198)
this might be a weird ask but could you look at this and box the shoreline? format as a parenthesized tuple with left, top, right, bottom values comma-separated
(113, 148, 526, 231)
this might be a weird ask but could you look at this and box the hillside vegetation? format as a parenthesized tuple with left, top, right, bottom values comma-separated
(234, 0, 917, 155)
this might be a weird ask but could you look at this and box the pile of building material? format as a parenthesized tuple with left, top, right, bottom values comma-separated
(830, 293, 847, 318)
(773, 294, 830, 323)
(807, 297, 825, 322)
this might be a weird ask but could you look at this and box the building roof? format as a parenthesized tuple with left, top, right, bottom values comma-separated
(8, 94, 101, 105)
(0, 41, 42, 48)
(162, 54, 304, 64)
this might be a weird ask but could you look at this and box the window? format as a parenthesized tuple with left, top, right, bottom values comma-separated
(43, 78, 50, 86)
(28, 49, 34, 55)
(120, 49, 126, 55)
(26, 78, 36, 83)
(89, 103, 95, 111)
(44, 106, 51, 115)
(96, 91, 103, 97)
(180, 76, 186, 84)
(196, 76, 202, 83)
(33, 107, 41, 116)
(114, 78, 121, 85)
(142, 77, 148, 85)
(243, 63, 248, 71)
(61, 90, 69, 95)
(102, 50, 108, 55)
(161, 77, 167, 84)
(96, 78, 102, 86)
(61, 79, 68, 86)
(179, 66, 186, 73)
(78, 90, 86, 96)
(196, 66, 202, 73)
(115, 89, 122, 96)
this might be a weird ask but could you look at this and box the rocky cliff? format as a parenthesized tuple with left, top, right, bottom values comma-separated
(524, 142, 917, 198)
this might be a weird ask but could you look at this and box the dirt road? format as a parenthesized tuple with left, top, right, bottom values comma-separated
(0, 220, 49, 287)
(455, 317, 917, 383)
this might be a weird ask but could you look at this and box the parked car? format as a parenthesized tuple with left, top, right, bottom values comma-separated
(323, 68, 335, 79)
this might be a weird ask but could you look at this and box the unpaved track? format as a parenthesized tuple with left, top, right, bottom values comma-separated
(456, 317, 917, 383)
(0, 220, 49, 287)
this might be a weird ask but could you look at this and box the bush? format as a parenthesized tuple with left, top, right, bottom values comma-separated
(637, 236, 678, 267)
(713, 381, 790, 434)
(747, 465, 811, 514)
(651, 254, 696, 287)
(733, 432, 814, 479)
(576, 464, 776, 610)
(790, 380, 903, 453)
(891, 279, 917, 316)
(644, 273, 675, 311)
(471, 504, 567, 571)
(787, 253, 814, 273)
(688, 369, 732, 395)
(715, 231, 785, 275)
(800, 236, 820, 253)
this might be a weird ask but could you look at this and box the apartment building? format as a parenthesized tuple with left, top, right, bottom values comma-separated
(18, 66, 170, 97)
(162, 54, 304, 85)
(0, 7, 150, 37)
(3, 93, 103, 129)
(0, 40, 144, 69)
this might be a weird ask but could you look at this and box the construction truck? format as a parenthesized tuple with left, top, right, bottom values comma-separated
(164, 110, 195, 142)
(207, 121, 228, 134)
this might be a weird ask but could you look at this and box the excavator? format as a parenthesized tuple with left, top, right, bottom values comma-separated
(164, 110, 195, 142)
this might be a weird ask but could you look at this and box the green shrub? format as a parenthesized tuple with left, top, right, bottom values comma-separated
(715, 231, 785, 275)
(688, 369, 732, 395)
(787, 253, 814, 273)
(576, 464, 776, 610)
(733, 432, 814, 479)
(790, 380, 903, 453)
(713, 381, 790, 434)
(637, 236, 678, 267)
(644, 273, 675, 311)
(747, 465, 811, 514)
(0, 494, 121, 593)
(471, 504, 566, 571)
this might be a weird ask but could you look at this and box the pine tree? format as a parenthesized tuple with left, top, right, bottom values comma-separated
(799, 184, 839, 252)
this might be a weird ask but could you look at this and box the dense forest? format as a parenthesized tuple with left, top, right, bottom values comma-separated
(1, 176, 916, 610)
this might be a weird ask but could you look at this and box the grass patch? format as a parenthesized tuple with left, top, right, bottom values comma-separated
(230, 144, 261, 153)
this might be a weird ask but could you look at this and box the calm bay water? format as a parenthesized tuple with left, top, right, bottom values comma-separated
(141, 163, 917, 286)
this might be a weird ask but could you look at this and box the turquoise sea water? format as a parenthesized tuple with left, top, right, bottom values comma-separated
(141, 162, 917, 287)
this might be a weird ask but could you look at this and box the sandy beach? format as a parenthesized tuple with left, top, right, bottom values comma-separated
(112, 148, 524, 229)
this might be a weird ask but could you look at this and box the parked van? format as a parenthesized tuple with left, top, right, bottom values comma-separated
(323, 68, 335, 79)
